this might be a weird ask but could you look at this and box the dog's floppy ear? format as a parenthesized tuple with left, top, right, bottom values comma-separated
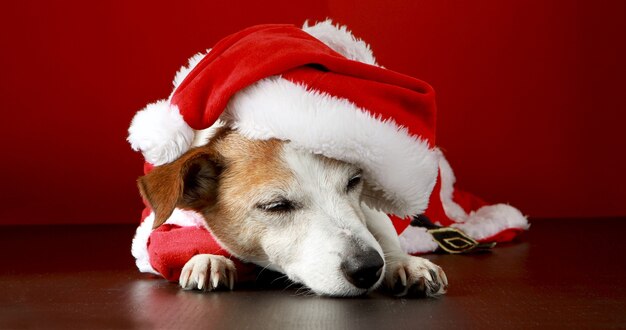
(138, 147, 221, 229)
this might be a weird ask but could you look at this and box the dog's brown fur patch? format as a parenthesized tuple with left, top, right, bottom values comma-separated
(204, 131, 293, 258)
(138, 129, 292, 259)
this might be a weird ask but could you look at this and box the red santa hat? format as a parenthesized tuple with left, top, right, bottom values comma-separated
(129, 21, 439, 217)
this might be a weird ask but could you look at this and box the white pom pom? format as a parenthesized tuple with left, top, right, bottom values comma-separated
(127, 100, 194, 165)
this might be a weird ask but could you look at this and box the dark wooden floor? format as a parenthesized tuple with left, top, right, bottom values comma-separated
(1, 219, 625, 329)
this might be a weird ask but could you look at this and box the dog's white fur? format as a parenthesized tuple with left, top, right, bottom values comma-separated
(168, 139, 447, 297)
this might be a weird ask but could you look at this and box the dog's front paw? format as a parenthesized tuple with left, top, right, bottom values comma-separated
(385, 255, 448, 297)
(179, 254, 236, 291)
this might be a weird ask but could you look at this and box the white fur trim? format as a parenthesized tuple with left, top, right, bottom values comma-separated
(171, 50, 210, 92)
(451, 204, 530, 241)
(164, 208, 208, 228)
(131, 208, 208, 275)
(436, 150, 529, 240)
(192, 120, 227, 147)
(303, 19, 378, 66)
(437, 150, 470, 222)
(398, 226, 439, 254)
(127, 101, 194, 166)
(131, 214, 159, 275)
(224, 77, 438, 216)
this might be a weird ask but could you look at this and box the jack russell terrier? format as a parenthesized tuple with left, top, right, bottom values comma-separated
(138, 127, 448, 297)
(128, 20, 528, 298)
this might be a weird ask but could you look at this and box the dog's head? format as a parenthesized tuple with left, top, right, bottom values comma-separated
(138, 129, 385, 296)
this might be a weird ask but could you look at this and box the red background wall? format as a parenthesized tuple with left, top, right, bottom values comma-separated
(1, 0, 624, 225)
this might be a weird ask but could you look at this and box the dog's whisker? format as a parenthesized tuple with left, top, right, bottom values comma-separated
(294, 286, 313, 297)
(282, 280, 301, 292)
(296, 284, 307, 293)
(271, 274, 289, 285)
(255, 260, 279, 282)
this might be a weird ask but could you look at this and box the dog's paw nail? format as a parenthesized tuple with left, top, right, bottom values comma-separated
(399, 267, 407, 287)
(197, 273, 206, 290)
(428, 269, 436, 282)
(440, 269, 449, 290)
(227, 266, 236, 290)
(179, 272, 189, 289)
(427, 279, 441, 295)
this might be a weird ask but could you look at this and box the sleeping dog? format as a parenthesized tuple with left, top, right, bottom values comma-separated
(138, 127, 448, 297)
(128, 20, 461, 298)
(130, 21, 528, 297)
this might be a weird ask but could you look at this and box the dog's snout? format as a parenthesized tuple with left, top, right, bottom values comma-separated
(340, 248, 384, 289)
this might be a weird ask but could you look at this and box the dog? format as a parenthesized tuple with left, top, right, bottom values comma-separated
(130, 21, 528, 298)
(138, 127, 448, 297)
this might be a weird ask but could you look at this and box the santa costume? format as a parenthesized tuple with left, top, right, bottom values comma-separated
(128, 20, 529, 282)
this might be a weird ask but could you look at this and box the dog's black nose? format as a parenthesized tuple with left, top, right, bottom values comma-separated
(341, 248, 384, 289)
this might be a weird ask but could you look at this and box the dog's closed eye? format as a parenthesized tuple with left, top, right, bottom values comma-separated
(257, 199, 296, 213)
(346, 171, 363, 192)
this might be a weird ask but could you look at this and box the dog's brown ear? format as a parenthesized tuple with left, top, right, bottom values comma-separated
(138, 147, 221, 229)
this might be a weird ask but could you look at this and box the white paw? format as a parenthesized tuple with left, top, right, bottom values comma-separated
(179, 254, 237, 291)
(385, 255, 448, 297)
